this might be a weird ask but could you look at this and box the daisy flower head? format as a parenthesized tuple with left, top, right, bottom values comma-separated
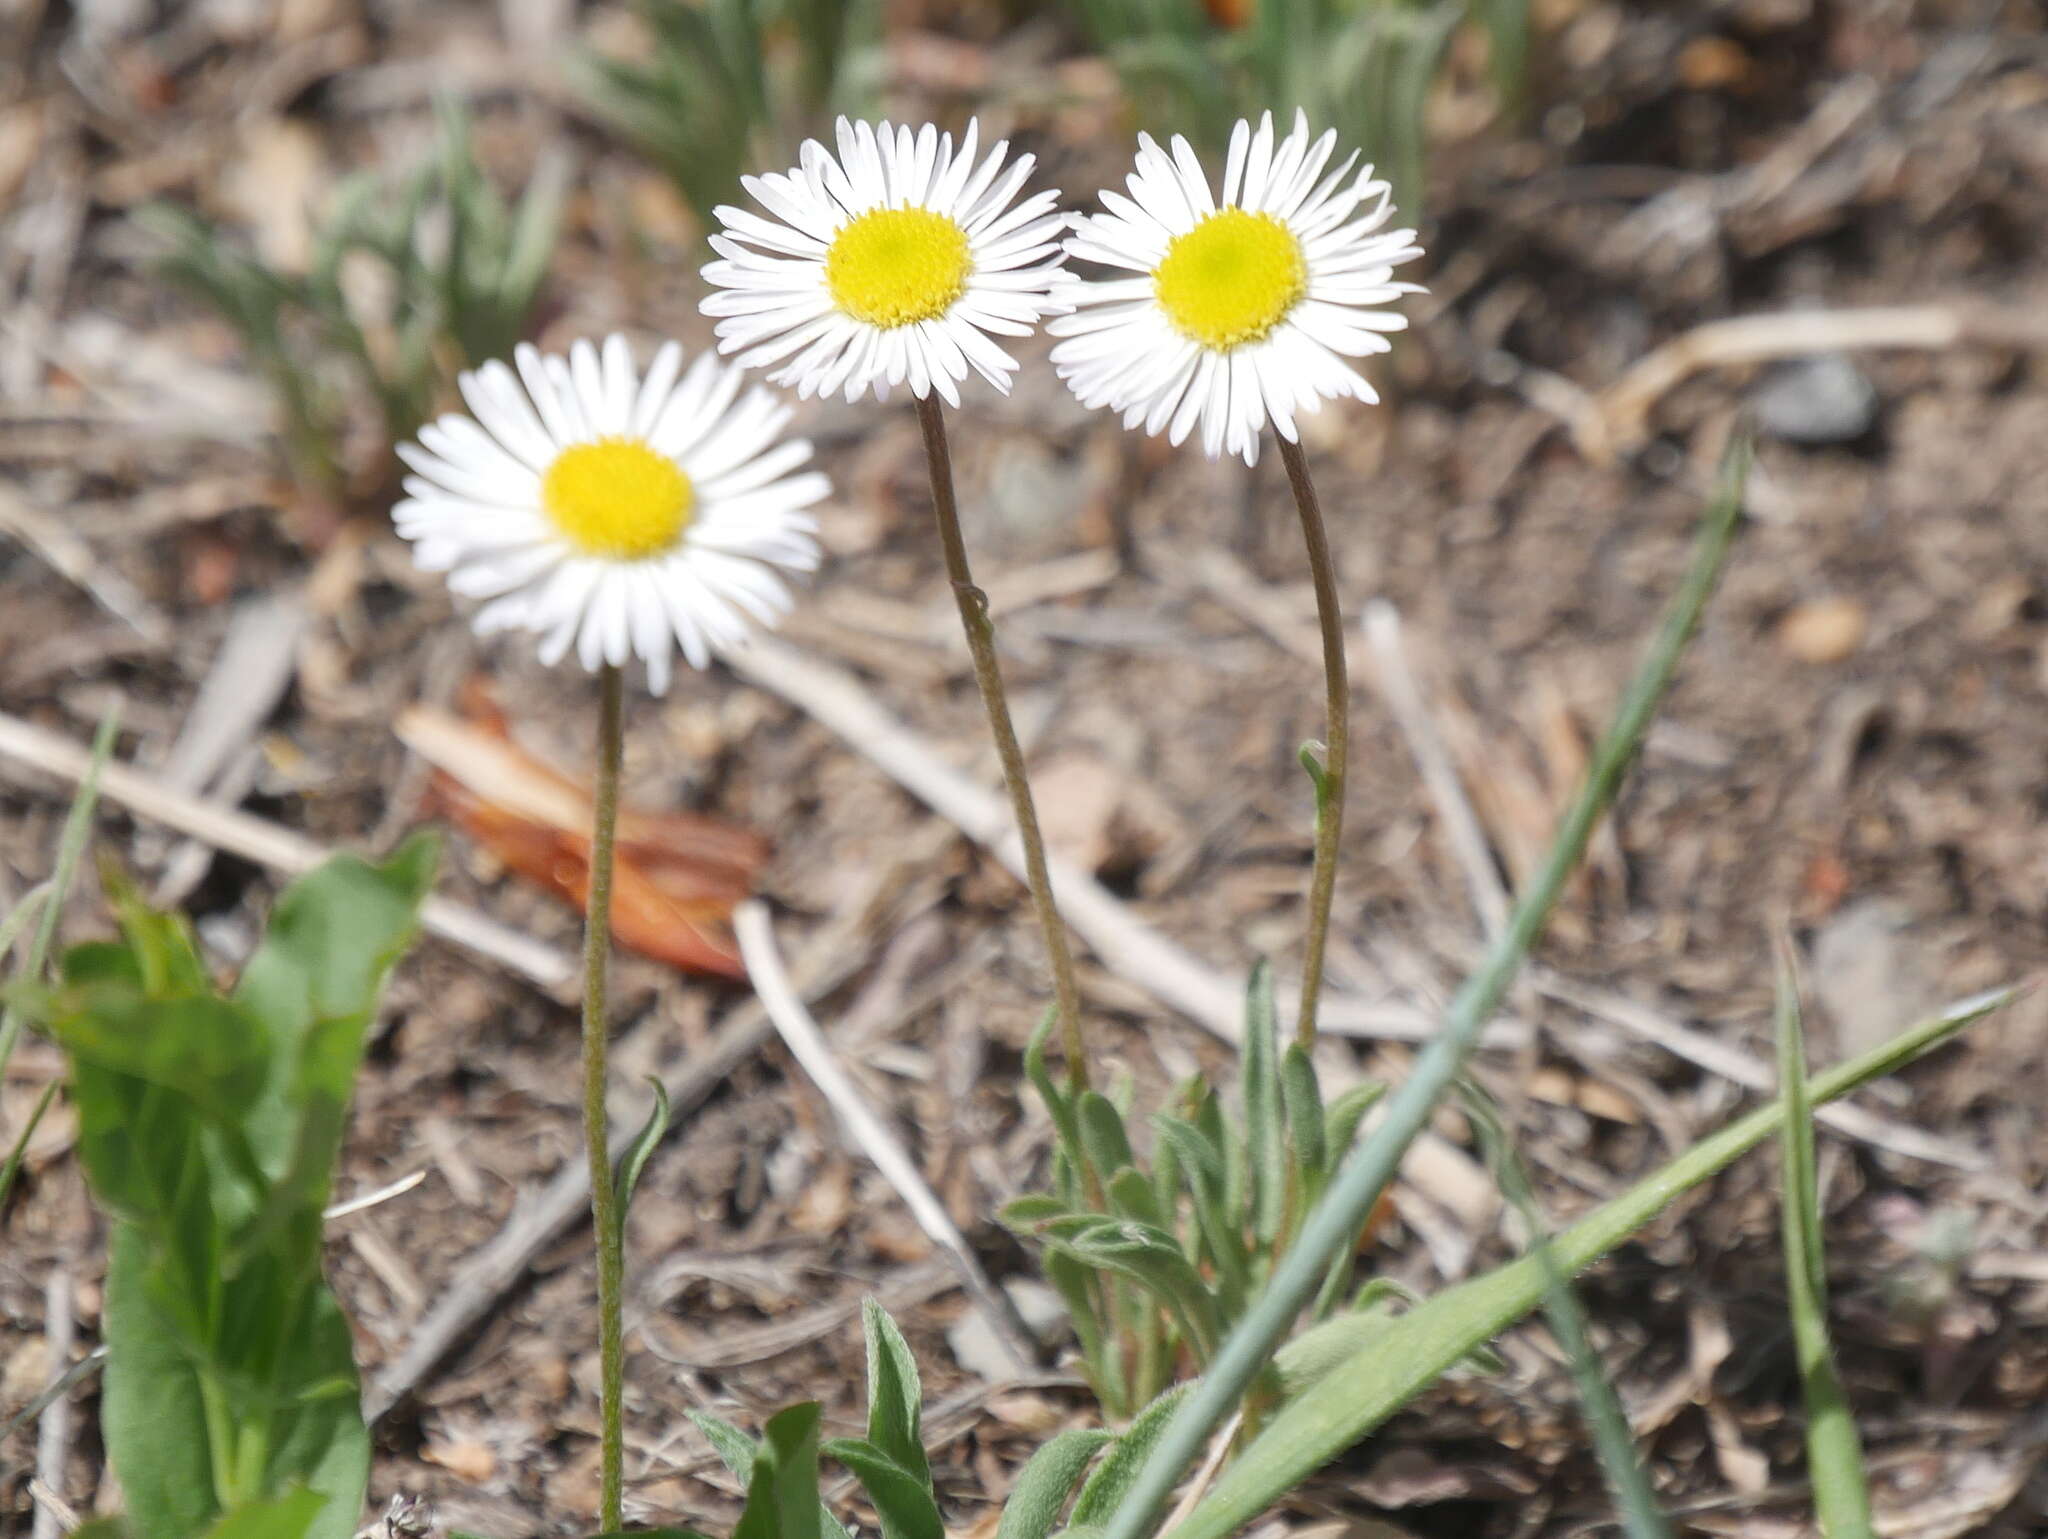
(1049, 110, 1425, 464)
(394, 335, 828, 695)
(700, 118, 1070, 407)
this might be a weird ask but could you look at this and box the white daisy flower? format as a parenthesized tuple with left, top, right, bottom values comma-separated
(394, 335, 828, 695)
(700, 117, 1069, 407)
(1049, 110, 1425, 464)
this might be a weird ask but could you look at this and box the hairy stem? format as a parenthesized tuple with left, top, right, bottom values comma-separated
(584, 663, 626, 1530)
(1278, 436, 1347, 1048)
(914, 392, 1090, 1091)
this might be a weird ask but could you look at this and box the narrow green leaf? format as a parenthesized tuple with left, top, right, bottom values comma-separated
(1075, 1092, 1135, 1180)
(0, 707, 116, 1086)
(1777, 944, 1876, 1539)
(0, 1081, 57, 1212)
(1462, 1086, 1674, 1539)
(1296, 742, 1329, 808)
(1096, 430, 1757, 1539)
(1239, 962, 1285, 1243)
(1000, 1194, 1071, 1230)
(860, 1298, 928, 1482)
(1171, 981, 2009, 1539)
(1279, 1044, 1325, 1176)
(995, 1429, 1112, 1539)
(1322, 1080, 1385, 1162)
(1068, 1384, 1192, 1527)
(823, 1437, 943, 1539)
(1105, 1166, 1168, 1229)
(613, 1076, 672, 1251)
(690, 1411, 851, 1539)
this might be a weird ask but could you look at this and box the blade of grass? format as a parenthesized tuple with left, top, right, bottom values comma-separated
(1094, 431, 1754, 1539)
(1776, 937, 1876, 1539)
(1463, 1087, 1675, 1539)
(1176, 979, 2012, 1539)
(0, 710, 118, 1085)
(0, 1082, 58, 1211)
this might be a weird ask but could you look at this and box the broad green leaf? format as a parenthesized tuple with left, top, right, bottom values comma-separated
(823, 1437, 943, 1539)
(995, 1429, 1112, 1539)
(1777, 948, 1875, 1539)
(1067, 1384, 1192, 1527)
(199, 1488, 328, 1539)
(734, 1403, 824, 1539)
(101, 1224, 221, 1539)
(1170, 983, 2010, 1539)
(691, 1410, 852, 1539)
(860, 1298, 927, 1482)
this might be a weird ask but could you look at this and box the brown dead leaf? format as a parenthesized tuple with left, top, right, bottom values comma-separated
(400, 685, 768, 979)
(421, 1438, 496, 1484)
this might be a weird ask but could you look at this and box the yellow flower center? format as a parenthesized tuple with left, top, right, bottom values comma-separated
(825, 207, 973, 329)
(1153, 208, 1308, 351)
(541, 438, 693, 561)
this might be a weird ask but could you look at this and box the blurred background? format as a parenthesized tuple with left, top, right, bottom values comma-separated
(7, 0, 2048, 1533)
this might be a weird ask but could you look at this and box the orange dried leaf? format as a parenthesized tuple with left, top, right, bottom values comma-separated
(400, 696, 766, 980)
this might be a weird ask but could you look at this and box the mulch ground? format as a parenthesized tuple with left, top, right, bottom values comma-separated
(7, 1, 2048, 1535)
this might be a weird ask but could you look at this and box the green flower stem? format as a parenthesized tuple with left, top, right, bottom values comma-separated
(584, 662, 627, 1530)
(1095, 435, 1753, 1539)
(914, 391, 1089, 1092)
(1276, 436, 1346, 1049)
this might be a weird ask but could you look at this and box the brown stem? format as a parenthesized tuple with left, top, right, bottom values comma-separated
(913, 391, 1090, 1092)
(583, 663, 626, 1529)
(1278, 435, 1347, 1048)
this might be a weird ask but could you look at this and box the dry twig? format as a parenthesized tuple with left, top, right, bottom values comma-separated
(734, 899, 1038, 1376)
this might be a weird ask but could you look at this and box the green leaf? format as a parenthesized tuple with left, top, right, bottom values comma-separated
(1170, 982, 2010, 1539)
(689, 1411, 854, 1539)
(996, 1429, 1112, 1539)
(823, 1437, 943, 1539)
(1776, 945, 1876, 1539)
(67, 1522, 136, 1539)
(614, 1076, 671, 1251)
(1105, 1166, 1168, 1230)
(0, 706, 116, 1085)
(1039, 1215, 1217, 1355)
(1279, 1045, 1325, 1176)
(0, 1081, 56, 1212)
(1296, 741, 1330, 809)
(1093, 430, 1758, 1539)
(1000, 1193, 1071, 1231)
(198, 1488, 328, 1539)
(1068, 1384, 1193, 1528)
(1322, 1080, 1385, 1163)
(1239, 962, 1285, 1243)
(860, 1298, 928, 1482)
(79, 842, 433, 1539)
(1075, 1093, 1135, 1183)
(734, 1403, 824, 1539)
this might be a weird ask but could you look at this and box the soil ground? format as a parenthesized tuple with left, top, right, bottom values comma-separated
(7, 1, 2048, 1535)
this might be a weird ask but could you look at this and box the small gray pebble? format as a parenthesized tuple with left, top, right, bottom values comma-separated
(1753, 354, 1880, 444)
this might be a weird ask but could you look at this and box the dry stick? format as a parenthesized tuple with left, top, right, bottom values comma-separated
(726, 638, 1510, 1050)
(913, 392, 1088, 1090)
(1363, 600, 1512, 943)
(733, 900, 1038, 1373)
(584, 662, 627, 1533)
(0, 710, 573, 988)
(1276, 436, 1348, 1048)
(30, 1271, 74, 1539)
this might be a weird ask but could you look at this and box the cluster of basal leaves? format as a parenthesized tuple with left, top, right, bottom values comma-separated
(1061, 0, 1530, 212)
(1000, 964, 1457, 1421)
(140, 100, 562, 515)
